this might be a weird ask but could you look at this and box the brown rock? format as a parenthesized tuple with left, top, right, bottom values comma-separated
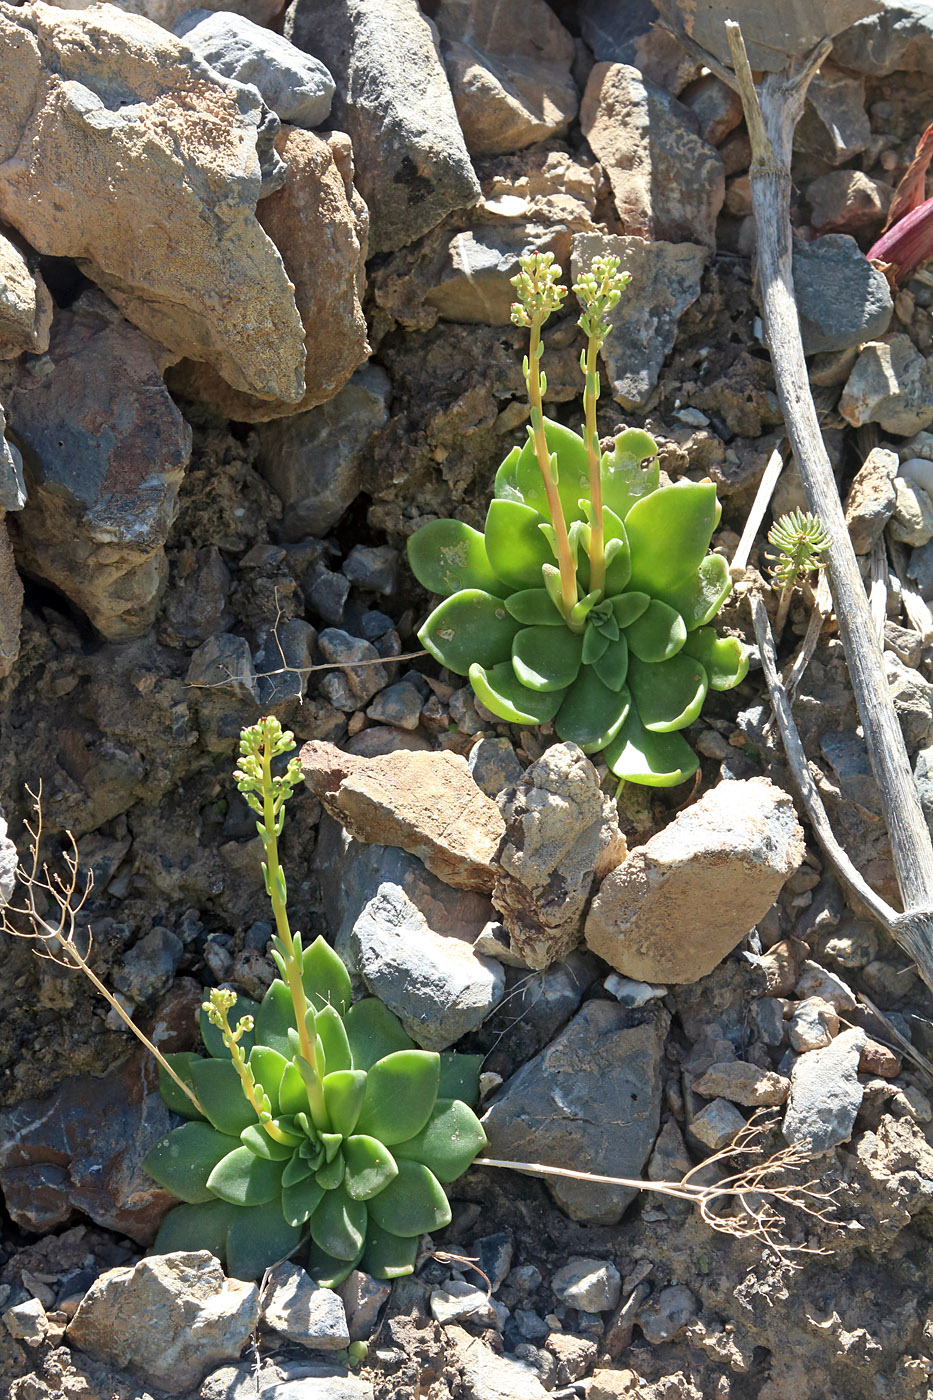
(299, 740, 504, 892)
(651, 0, 882, 73)
(858, 1037, 901, 1079)
(0, 2, 305, 402)
(758, 938, 802, 997)
(55, 0, 283, 28)
(844, 445, 898, 553)
(807, 170, 891, 234)
(693, 1060, 790, 1107)
(580, 62, 725, 251)
(0, 231, 51, 359)
(170, 129, 370, 421)
(492, 743, 626, 969)
(584, 778, 805, 984)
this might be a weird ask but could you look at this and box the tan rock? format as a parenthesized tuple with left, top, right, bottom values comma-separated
(580, 63, 724, 250)
(170, 129, 370, 421)
(844, 445, 897, 553)
(757, 939, 802, 998)
(0, 2, 305, 403)
(584, 778, 805, 984)
(492, 743, 626, 969)
(693, 1060, 790, 1107)
(299, 740, 504, 892)
(52, 0, 282, 30)
(651, 0, 882, 73)
(0, 232, 52, 359)
(858, 1037, 901, 1079)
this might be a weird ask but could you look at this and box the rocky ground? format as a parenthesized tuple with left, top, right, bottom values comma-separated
(2, 0, 933, 1397)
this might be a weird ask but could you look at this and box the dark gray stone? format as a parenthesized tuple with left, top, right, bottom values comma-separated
(113, 926, 183, 1005)
(366, 681, 423, 730)
(342, 543, 399, 595)
(576, 0, 656, 61)
(798, 66, 871, 164)
(306, 567, 351, 627)
(468, 737, 523, 798)
(160, 544, 233, 648)
(254, 618, 318, 706)
(783, 1027, 866, 1153)
(317, 628, 388, 710)
(833, 2, 933, 75)
(793, 234, 892, 354)
(186, 633, 259, 704)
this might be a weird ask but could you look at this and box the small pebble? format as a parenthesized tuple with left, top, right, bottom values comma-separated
(603, 974, 667, 1007)
(2, 1298, 48, 1345)
(430, 1279, 508, 1330)
(858, 1038, 901, 1079)
(794, 960, 857, 1012)
(691, 1098, 746, 1152)
(788, 996, 839, 1052)
(637, 1285, 698, 1344)
(551, 1259, 621, 1314)
(693, 1061, 789, 1107)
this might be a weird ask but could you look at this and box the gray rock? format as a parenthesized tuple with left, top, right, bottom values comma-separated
(550, 1258, 621, 1313)
(840, 335, 933, 436)
(254, 618, 318, 706)
(67, 1252, 259, 1393)
(843, 445, 898, 554)
(833, 1, 933, 75)
(693, 1061, 789, 1107)
(260, 1263, 350, 1350)
(307, 567, 351, 627)
(266, 1364, 375, 1400)
(430, 1279, 508, 1329)
(797, 65, 871, 165)
(492, 743, 625, 970)
(0, 809, 18, 907)
(795, 960, 857, 1013)
(6, 297, 190, 640)
(637, 1285, 697, 1344)
(750, 997, 786, 1047)
(576, 0, 656, 61)
(3, 1297, 48, 1345)
(783, 1026, 866, 1153)
(0, 230, 51, 360)
(793, 234, 892, 354)
(468, 737, 523, 798)
(572, 232, 706, 411)
(889, 476, 933, 546)
(285, 0, 481, 253)
(482, 1001, 667, 1223)
(819, 728, 881, 815)
(366, 681, 423, 730)
(112, 926, 183, 1005)
(788, 996, 839, 1052)
(160, 545, 233, 649)
(186, 634, 260, 704)
(603, 974, 667, 1007)
(652, 0, 882, 72)
(256, 364, 390, 541)
(0, 406, 26, 512)
(444, 1323, 550, 1400)
(338, 1271, 391, 1343)
(348, 882, 505, 1050)
(343, 543, 399, 595)
(173, 9, 335, 127)
(317, 629, 388, 710)
(486, 951, 601, 1062)
(885, 650, 933, 749)
(690, 1098, 746, 1152)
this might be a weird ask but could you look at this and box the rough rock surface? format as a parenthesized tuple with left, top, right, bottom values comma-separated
(0, 231, 52, 360)
(833, 1, 933, 74)
(482, 1001, 667, 1223)
(844, 444, 898, 552)
(783, 1026, 867, 1153)
(433, 0, 578, 156)
(300, 741, 505, 892)
(54, 0, 284, 30)
(259, 1262, 350, 1349)
(67, 1251, 259, 1392)
(492, 743, 626, 970)
(793, 234, 892, 354)
(651, 0, 882, 72)
(840, 335, 933, 435)
(580, 63, 724, 250)
(584, 778, 805, 984)
(807, 170, 891, 234)
(572, 232, 706, 411)
(172, 128, 369, 421)
(445, 1324, 550, 1400)
(285, 0, 481, 253)
(0, 2, 306, 403)
(0, 509, 22, 680)
(693, 1061, 790, 1107)
(5, 296, 190, 639)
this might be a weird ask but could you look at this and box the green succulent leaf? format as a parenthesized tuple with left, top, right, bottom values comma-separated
(511, 626, 584, 692)
(306, 1239, 364, 1290)
(438, 1053, 483, 1106)
(323, 1070, 367, 1138)
(199, 994, 258, 1063)
(206, 1146, 286, 1206)
(599, 505, 633, 594)
(629, 653, 708, 732)
(541, 564, 565, 615)
(625, 480, 719, 594)
(254, 980, 297, 1059)
(507, 418, 591, 524)
(301, 936, 353, 1016)
(344, 998, 415, 1071)
(278, 1059, 310, 1116)
(569, 587, 603, 628)
(604, 706, 700, 787)
(609, 591, 651, 627)
(316, 1003, 352, 1075)
(504, 588, 563, 626)
(226, 1200, 302, 1282)
(392, 1099, 487, 1183)
(153, 1199, 237, 1262)
(143, 1122, 238, 1203)
(682, 628, 749, 691)
(655, 552, 733, 630)
(310, 1183, 368, 1261)
(468, 661, 566, 725)
(600, 428, 659, 520)
(418, 589, 520, 676)
(343, 1134, 400, 1200)
(581, 623, 610, 665)
(406, 519, 509, 599)
(281, 1153, 317, 1189)
(493, 444, 524, 502)
(555, 667, 631, 752)
(593, 633, 629, 690)
(360, 1219, 420, 1280)
(157, 1053, 207, 1121)
(315, 1152, 346, 1191)
(247, 1046, 289, 1114)
(282, 1174, 326, 1228)
(190, 1058, 259, 1137)
(240, 1122, 300, 1161)
(625, 599, 687, 663)
(484, 499, 554, 589)
(355, 1051, 440, 1145)
(366, 1159, 452, 1238)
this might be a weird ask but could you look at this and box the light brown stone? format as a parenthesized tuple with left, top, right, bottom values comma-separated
(693, 1060, 790, 1107)
(53, 0, 282, 29)
(0, 231, 51, 360)
(584, 777, 805, 984)
(844, 445, 898, 553)
(300, 740, 504, 892)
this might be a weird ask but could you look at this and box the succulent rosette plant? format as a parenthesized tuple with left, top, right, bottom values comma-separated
(407, 253, 748, 787)
(143, 719, 486, 1284)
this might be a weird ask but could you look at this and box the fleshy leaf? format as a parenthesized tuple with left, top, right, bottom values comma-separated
(484, 499, 554, 589)
(142, 1122, 239, 1204)
(240, 1122, 299, 1161)
(406, 519, 509, 599)
(581, 623, 610, 665)
(625, 481, 719, 593)
(600, 428, 659, 520)
(157, 1053, 207, 1121)
(418, 589, 520, 675)
(300, 936, 352, 1015)
(355, 1051, 439, 1145)
(604, 706, 700, 787)
(625, 599, 687, 663)
(593, 633, 629, 690)
(569, 588, 603, 628)
(323, 1070, 367, 1138)
(153, 1199, 237, 1262)
(206, 1146, 286, 1206)
(366, 1159, 452, 1237)
(493, 444, 523, 501)
(199, 994, 258, 1063)
(682, 628, 749, 691)
(511, 626, 583, 693)
(468, 661, 566, 725)
(438, 1053, 483, 1106)
(655, 552, 733, 630)
(600, 506, 632, 594)
(307, 1239, 364, 1290)
(248, 1046, 289, 1114)
(254, 980, 296, 1059)
(343, 1134, 400, 1200)
(310, 1183, 367, 1261)
(392, 1099, 487, 1183)
(316, 1004, 352, 1075)
(555, 668, 631, 752)
(628, 654, 708, 732)
(315, 1152, 345, 1191)
(225, 1200, 301, 1282)
(190, 1058, 259, 1137)
(504, 588, 563, 626)
(281, 1174, 325, 1228)
(344, 998, 415, 1071)
(609, 592, 650, 627)
(508, 418, 591, 524)
(360, 1219, 419, 1280)
(278, 1060, 309, 1116)
(281, 1152, 317, 1189)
